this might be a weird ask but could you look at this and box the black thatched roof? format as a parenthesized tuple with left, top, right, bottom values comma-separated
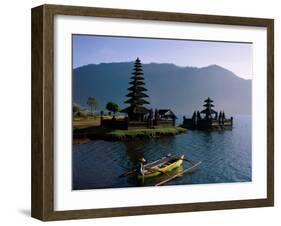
(129, 80, 145, 85)
(130, 76, 144, 80)
(135, 57, 141, 63)
(124, 98, 150, 105)
(204, 97, 213, 103)
(203, 103, 214, 107)
(132, 67, 143, 72)
(126, 92, 149, 98)
(158, 109, 177, 119)
(121, 106, 150, 114)
(131, 71, 144, 75)
(200, 108, 217, 114)
(200, 97, 217, 116)
(128, 86, 147, 91)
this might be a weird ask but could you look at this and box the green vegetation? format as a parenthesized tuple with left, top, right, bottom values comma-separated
(73, 103, 87, 117)
(108, 127, 186, 140)
(74, 126, 186, 141)
(106, 102, 120, 116)
(73, 103, 81, 114)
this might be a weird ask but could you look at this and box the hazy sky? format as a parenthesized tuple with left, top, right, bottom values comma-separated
(73, 34, 253, 80)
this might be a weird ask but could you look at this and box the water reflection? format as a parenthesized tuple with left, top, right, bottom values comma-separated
(73, 115, 251, 190)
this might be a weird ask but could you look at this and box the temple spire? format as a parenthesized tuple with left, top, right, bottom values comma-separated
(200, 97, 217, 119)
(121, 58, 150, 121)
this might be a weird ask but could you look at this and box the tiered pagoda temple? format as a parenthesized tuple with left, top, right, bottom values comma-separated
(182, 97, 233, 130)
(101, 57, 177, 129)
(200, 97, 216, 119)
(121, 58, 150, 122)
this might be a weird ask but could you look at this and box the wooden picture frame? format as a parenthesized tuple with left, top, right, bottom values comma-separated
(31, 4, 274, 221)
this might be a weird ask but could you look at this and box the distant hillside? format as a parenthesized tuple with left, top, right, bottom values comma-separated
(73, 62, 251, 116)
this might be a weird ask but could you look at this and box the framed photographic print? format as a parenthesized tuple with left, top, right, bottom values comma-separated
(31, 4, 274, 221)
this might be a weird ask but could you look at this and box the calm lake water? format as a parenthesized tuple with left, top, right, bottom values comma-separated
(72, 115, 252, 190)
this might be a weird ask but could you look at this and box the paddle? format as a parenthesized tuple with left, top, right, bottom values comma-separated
(144, 154, 172, 167)
(119, 169, 136, 178)
(182, 158, 196, 165)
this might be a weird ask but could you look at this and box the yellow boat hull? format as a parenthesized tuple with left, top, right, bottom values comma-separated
(138, 155, 184, 179)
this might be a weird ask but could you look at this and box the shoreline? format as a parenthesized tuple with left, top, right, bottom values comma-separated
(73, 126, 187, 142)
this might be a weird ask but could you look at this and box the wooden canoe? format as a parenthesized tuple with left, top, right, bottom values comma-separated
(138, 155, 184, 179)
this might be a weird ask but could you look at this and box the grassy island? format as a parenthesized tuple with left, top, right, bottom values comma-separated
(74, 126, 187, 141)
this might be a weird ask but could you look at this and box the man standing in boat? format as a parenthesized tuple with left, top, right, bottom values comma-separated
(136, 157, 147, 177)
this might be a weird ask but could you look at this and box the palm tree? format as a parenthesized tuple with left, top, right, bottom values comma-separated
(87, 97, 98, 115)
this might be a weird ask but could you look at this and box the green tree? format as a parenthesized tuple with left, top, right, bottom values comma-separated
(73, 103, 81, 115)
(87, 97, 98, 115)
(106, 102, 120, 116)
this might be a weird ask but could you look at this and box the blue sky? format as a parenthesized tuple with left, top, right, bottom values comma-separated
(72, 34, 253, 80)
